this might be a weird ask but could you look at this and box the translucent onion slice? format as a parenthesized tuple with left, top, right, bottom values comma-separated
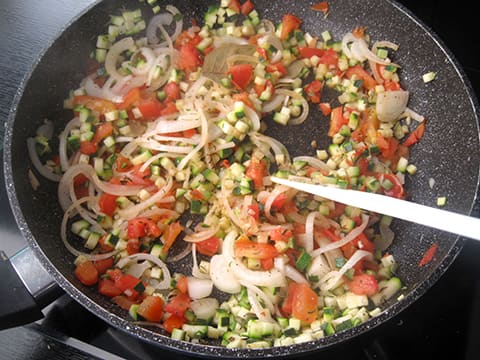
(105, 37, 135, 81)
(116, 253, 171, 289)
(310, 215, 369, 257)
(27, 138, 61, 182)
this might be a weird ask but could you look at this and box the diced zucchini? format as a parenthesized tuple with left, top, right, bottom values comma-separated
(71, 220, 90, 235)
(182, 324, 208, 339)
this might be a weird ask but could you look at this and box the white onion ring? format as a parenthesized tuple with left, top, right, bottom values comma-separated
(27, 138, 61, 182)
(105, 37, 135, 81)
(116, 253, 171, 289)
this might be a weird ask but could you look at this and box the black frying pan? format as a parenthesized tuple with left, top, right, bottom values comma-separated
(2, 0, 480, 358)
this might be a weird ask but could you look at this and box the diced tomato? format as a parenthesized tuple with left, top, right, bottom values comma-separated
(183, 128, 197, 138)
(190, 189, 205, 201)
(98, 193, 118, 216)
(74, 260, 99, 286)
(93, 257, 114, 275)
(269, 227, 293, 242)
(282, 283, 318, 324)
(256, 47, 268, 61)
(227, 64, 254, 90)
(232, 92, 254, 109)
(114, 273, 142, 293)
(115, 155, 133, 172)
(419, 242, 438, 266)
(319, 102, 332, 116)
(79, 140, 97, 155)
(234, 237, 278, 259)
(383, 79, 402, 91)
(354, 233, 375, 253)
(328, 106, 348, 137)
(304, 80, 322, 103)
(174, 31, 201, 49)
(196, 236, 221, 257)
(127, 218, 162, 239)
(178, 43, 202, 73)
(247, 203, 260, 221)
(348, 274, 379, 296)
(228, 0, 241, 13)
(117, 87, 141, 110)
(165, 293, 190, 317)
(106, 268, 123, 283)
(161, 221, 183, 256)
(93, 123, 114, 145)
(376, 134, 399, 160)
(112, 295, 137, 311)
(73, 95, 117, 114)
(271, 192, 288, 211)
(261, 257, 275, 270)
(298, 47, 322, 59)
(164, 82, 181, 102)
(311, 1, 329, 13)
(126, 238, 140, 255)
(163, 314, 185, 333)
(245, 157, 267, 189)
(403, 122, 426, 147)
(138, 99, 164, 120)
(176, 275, 189, 294)
(160, 102, 178, 116)
(345, 65, 377, 90)
(280, 14, 302, 40)
(380, 173, 404, 199)
(241, 0, 255, 15)
(266, 62, 288, 77)
(73, 174, 90, 198)
(137, 295, 164, 322)
(98, 278, 122, 298)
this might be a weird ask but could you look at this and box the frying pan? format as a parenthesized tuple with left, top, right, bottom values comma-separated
(2, 0, 480, 358)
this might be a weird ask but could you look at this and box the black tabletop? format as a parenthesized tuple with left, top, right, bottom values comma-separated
(1, 1, 480, 359)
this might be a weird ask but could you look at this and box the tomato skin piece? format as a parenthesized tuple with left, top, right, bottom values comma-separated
(319, 102, 332, 116)
(247, 203, 260, 221)
(74, 260, 99, 286)
(266, 62, 287, 77)
(161, 221, 183, 256)
(349, 274, 379, 296)
(176, 275, 189, 294)
(163, 314, 185, 333)
(98, 278, 122, 298)
(311, 1, 329, 13)
(419, 242, 438, 266)
(245, 157, 267, 189)
(98, 193, 118, 216)
(137, 295, 164, 322)
(160, 102, 178, 116)
(280, 14, 302, 40)
(234, 237, 278, 259)
(228, 0, 241, 13)
(328, 106, 348, 137)
(165, 293, 191, 317)
(376, 134, 399, 160)
(196, 236, 221, 257)
(227, 64, 254, 90)
(403, 122, 426, 147)
(126, 238, 140, 255)
(269, 227, 293, 242)
(232, 92, 255, 109)
(117, 87, 141, 110)
(164, 82, 181, 102)
(345, 65, 377, 90)
(93, 123, 114, 144)
(115, 155, 133, 172)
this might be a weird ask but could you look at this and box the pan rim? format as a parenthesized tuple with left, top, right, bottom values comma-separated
(3, 0, 480, 357)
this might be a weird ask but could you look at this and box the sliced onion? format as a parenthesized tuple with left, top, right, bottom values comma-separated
(210, 254, 242, 293)
(293, 156, 330, 173)
(190, 298, 219, 320)
(116, 253, 171, 289)
(125, 260, 152, 278)
(244, 284, 275, 322)
(320, 250, 372, 292)
(376, 223, 395, 252)
(183, 226, 219, 243)
(376, 90, 409, 123)
(61, 196, 118, 261)
(263, 185, 290, 223)
(403, 107, 425, 122)
(187, 277, 213, 299)
(261, 93, 285, 113)
(36, 119, 54, 139)
(310, 215, 369, 257)
(276, 89, 309, 125)
(105, 37, 135, 81)
(146, 13, 174, 45)
(27, 138, 61, 182)
(58, 118, 80, 172)
(213, 35, 249, 47)
(285, 265, 308, 284)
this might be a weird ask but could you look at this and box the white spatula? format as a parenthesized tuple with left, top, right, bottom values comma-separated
(270, 177, 480, 241)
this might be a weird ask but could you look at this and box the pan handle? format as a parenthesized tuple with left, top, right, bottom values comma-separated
(0, 248, 63, 330)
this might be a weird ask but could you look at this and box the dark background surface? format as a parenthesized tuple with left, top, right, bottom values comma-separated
(1, 0, 479, 359)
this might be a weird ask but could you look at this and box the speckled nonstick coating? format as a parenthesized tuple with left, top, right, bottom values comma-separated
(4, 0, 480, 358)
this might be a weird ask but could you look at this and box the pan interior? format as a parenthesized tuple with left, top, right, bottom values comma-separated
(4, 0, 479, 357)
